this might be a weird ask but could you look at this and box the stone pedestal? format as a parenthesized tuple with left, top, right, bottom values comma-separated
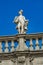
(18, 38, 28, 51)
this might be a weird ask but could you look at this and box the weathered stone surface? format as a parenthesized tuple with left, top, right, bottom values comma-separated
(32, 57, 43, 65)
(18, 56, 25, 62)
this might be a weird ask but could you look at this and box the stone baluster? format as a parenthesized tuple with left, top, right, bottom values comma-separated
(35, 38, 39, 50)
(11, 40, 15, 52)
(41, 37, 43, 50)
(24, 39, 28, 50)
(30, 38, 33, 51)
(5, 40, 9, 53)
(0, 41, 2, 53)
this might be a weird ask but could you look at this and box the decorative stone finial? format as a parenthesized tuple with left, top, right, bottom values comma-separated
(13, 10, 28, 34)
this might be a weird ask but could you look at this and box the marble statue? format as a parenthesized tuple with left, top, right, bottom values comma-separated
(13, 10, 28, 34)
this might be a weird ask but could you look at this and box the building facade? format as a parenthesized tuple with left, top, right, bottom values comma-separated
(0, 10, 43, 65)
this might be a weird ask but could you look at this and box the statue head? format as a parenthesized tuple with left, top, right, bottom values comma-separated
(19, 10, 23, 15)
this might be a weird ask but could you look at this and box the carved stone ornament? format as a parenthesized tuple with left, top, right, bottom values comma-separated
(18, 56, 25, 63)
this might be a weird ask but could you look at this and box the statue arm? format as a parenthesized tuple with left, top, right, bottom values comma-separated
(14, 16, 18, 24)
(23, 16, 28, 23)
(24, 17, 28, 25)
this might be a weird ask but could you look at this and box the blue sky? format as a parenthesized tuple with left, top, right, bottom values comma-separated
(0, 0, 43, 36)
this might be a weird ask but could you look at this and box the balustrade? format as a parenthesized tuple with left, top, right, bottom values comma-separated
(29, 38, 34, 51)
(0, 34, 43, 53)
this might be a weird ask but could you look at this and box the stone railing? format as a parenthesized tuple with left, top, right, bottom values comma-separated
(0, 33, 43, 53)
